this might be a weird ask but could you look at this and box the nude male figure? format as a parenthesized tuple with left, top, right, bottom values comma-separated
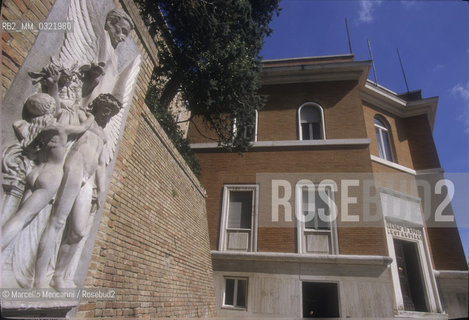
(34, 93, 122, 288)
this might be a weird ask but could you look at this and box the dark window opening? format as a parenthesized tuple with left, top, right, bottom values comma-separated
(302, 282, 339, 318)
(224, 278, 247, 309)
(301, 122, 321, 140)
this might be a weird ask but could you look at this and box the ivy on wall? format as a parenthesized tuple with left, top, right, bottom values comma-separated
(145, 73, 201, 177)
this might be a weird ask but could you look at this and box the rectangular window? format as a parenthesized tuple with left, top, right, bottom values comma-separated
(220, 185, 258, 252)
(302, 187, 331, 231)
(224, 278, 248, 309)
(374, 117, 393, 162)
(228, 191, 252, 229)
(302, 282, 340, 318)
(296, 184, 337, 254)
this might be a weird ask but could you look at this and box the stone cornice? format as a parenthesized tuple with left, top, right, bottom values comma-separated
(260, 60, 371, 86)
(211, 251, 393, 266)
(361, 80, 438, 130)
(191, 138, 370, 150)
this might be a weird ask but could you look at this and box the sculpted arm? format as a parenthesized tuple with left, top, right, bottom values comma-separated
(44, 66, 61, 117)
(61, 113, 95, 136)
(95, 149, 107, 209)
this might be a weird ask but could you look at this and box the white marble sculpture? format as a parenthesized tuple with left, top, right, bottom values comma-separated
(1, 0, 141, 291)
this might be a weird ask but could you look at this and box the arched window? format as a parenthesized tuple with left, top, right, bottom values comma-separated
(374, 116, 393, 161)
(298, 103, 325, 140)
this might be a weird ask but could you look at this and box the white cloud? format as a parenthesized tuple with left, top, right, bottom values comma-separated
(401, 0, 421, 10)
(451, 82, 469, 132)
(452, 83, 469, 101)
(432, 64, 444, 72)
(358, 0, 383, 23)
(357, 0, 419, 23)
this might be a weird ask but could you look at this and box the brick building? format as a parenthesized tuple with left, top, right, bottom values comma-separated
(188, 55, 468, 319)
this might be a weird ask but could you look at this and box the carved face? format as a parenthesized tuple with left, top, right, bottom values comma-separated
(33, 128, 61, 151)
(93, 102, 119, 127)
(42, 131, 61, 149)
(106, 18, 131, 48)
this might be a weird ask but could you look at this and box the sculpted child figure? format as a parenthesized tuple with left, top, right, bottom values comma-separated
(34, 93, 122, 289)
(1, 93, 94, 250)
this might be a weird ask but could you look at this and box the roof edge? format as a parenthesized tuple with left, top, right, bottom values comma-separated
(262, 53, 355, 65)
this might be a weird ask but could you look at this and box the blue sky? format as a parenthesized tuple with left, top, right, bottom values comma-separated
(260, 0, 469, 261)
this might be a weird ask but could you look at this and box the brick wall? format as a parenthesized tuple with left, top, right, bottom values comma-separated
(188, 80, 368, 143)
(259, 81, 368, 141)
(1, 0, 56, 97)
(363, 104, 441, 171)
(257, 227, 296, 253)
(76, 0, 216, 317)
(189, 78, 390, 257)
(403, 115, 441, 170)
(194, 147, 390, 256)
(77, 105, 217, 317)
(426, 227, 468, 270)
(1, 0, 216, 317)
(364, 103, 466, 270)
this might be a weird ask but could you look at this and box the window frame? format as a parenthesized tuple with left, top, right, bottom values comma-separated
(219, 184, 259, 252)
(222, 277, 249, 310)
(298, 102, 326, 140)
(374, 116, 394, 162)
(295, 181, 338, 254)
(232, 110, 258, 142)
(244, 110, 258, 142)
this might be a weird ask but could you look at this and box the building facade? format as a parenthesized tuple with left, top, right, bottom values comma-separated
(188, 55, 468, 319)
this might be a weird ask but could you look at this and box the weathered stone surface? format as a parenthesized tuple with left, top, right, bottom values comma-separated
(1, 0, 216, 318)
(2, 0, 141, 306)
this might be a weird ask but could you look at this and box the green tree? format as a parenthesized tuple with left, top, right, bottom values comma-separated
(136, 0, 280, 149)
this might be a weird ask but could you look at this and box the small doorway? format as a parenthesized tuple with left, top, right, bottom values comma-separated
(393, 239, 428, 312)
(302, 282, 339, 318)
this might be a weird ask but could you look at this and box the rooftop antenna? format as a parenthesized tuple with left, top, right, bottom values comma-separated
(397, 48, 410, 93)
(367, 39, 378, 85)
(345, 18, 353, 54)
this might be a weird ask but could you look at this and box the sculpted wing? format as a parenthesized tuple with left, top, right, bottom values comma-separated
(58, 0, 101, 68)
(102, 55, 142, 166)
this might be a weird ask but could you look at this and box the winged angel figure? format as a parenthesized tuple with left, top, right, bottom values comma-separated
(1, 0, 141, 289)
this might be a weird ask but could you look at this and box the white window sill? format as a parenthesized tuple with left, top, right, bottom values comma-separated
(370, 155, 416, 175)
(191, 138, 370, 149)
(395, 311, 447, 319)
(221, 306, 247, 311)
